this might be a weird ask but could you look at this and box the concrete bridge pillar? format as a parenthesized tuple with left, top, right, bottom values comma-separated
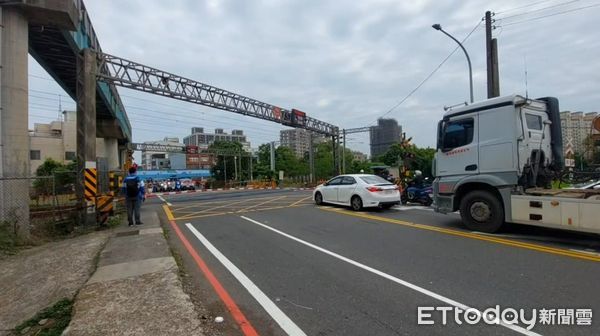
(0, 6, 30, 238)
(103, 138, 119, 170)
(76, 48, 97, 225)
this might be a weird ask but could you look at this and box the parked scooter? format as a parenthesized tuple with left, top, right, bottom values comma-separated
(401, 185, 433, 206)
(401, 175, 433, 206)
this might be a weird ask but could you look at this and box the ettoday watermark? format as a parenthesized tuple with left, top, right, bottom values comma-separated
(418, 306, 592, 330)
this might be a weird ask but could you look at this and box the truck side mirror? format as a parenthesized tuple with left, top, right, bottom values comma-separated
(436, 120, 444, 150)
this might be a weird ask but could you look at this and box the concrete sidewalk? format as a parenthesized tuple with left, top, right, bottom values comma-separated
(65, 207, 203, 335)
(0, 230, 110, 336)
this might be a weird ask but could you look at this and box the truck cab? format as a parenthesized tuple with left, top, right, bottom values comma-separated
(433, 95, 569, 233)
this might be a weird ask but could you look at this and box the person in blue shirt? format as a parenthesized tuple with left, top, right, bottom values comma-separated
(122, 167, 145, 226)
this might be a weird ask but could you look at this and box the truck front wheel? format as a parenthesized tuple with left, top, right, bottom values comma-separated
(459, 190, 504, 233)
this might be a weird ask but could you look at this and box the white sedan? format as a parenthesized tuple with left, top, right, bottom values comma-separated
(313, 174, 400, 211)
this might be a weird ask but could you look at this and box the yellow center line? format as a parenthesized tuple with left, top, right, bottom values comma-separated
(173, 195, 297, 219)
(174, 212, 230, 220)
(236, 196, 287, 212)
(288, 196, 313, 207)
(321, 208, 600, 262)
(175, 211, 227, 220)
(171, 203, 312, 220)
(173, 202, 231, 211)
(171, 195, 284, 211)
(176, 204, 259, 212)
(249, 204, 311, 212)
(185, 197, 259, 214)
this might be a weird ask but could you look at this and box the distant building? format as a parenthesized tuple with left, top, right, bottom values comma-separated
(140, 138, 186, 170)
(370, 118, 402, 158)
(183, 127, 251, 152)
(29, 111, 119, 175)
(280, 129, 324, 158)
(352, 150, 368, 162)
(560, 111, 598, 159)
(185, 145, 217, 170)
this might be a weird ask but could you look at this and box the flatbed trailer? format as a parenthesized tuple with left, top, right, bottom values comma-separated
(510, 188, 600, 234)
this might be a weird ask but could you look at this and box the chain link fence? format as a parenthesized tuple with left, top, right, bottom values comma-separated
(0, 172, 79, 241)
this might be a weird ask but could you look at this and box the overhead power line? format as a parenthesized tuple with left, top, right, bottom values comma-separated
(496, 0, 561, 14)
(498, 0, 580, 20)
(27, 85, 294, 132)
(27, 109, 277, 144)
(28, 102, 280, 139)
(373, 19, 483, 123)
(26, 89, 286, 134)
(500, 3, 600, 27)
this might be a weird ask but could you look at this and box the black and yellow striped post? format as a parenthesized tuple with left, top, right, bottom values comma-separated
(84, 168, 97, 202)
(109, 171, 116, 191)
(96, 193, 114, 225)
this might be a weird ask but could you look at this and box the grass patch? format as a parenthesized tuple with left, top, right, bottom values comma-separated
(171, 245, 187, 279)
(106, 214, 123, 228)
(0, 220, 23, 256)
(163, 227, 188, 278)
(14, 299, 73, 336)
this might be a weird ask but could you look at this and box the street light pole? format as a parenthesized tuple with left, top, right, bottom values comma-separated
(432, 24, 474, 104)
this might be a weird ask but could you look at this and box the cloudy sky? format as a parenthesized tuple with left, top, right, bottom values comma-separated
(28, 0, 600, 155)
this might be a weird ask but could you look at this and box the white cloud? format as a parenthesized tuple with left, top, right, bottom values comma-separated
(28, 0, 600, 156)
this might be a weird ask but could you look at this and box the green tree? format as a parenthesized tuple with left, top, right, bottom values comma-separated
(256, 143, 271, 165)
(410, 147, 436, 176)
(209, 141, 251, 182)
(275, 146, 308, 177)
(33, 158, 77, 194)
(377, 143, 436, 177)
(35, 158, 63, 177)
(314, 141, 334, 179)
(347, 159, 372, 174)
(254, 143, 311, 179)
(254, 143, 275, 179)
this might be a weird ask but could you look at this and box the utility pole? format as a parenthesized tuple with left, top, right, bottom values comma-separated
(249, 154, 253, 181)
(234, 155, 238, 181)
(332, 135, 338, 176)
(342, 129, 346, 174)
(337, 135, 342, 175)
(223, 155, 227, 183)
(239, 151, 244, 181)
(309, 132, 315, 183)
(485, 11, 500, 98)
(270, 141, 276, 172)
(492, 38, 500, 97)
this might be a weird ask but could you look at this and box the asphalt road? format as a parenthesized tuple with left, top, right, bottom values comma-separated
(155, 189, 600, 336)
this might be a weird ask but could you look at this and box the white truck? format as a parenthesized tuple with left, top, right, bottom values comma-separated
(432, 95, 600, 234)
